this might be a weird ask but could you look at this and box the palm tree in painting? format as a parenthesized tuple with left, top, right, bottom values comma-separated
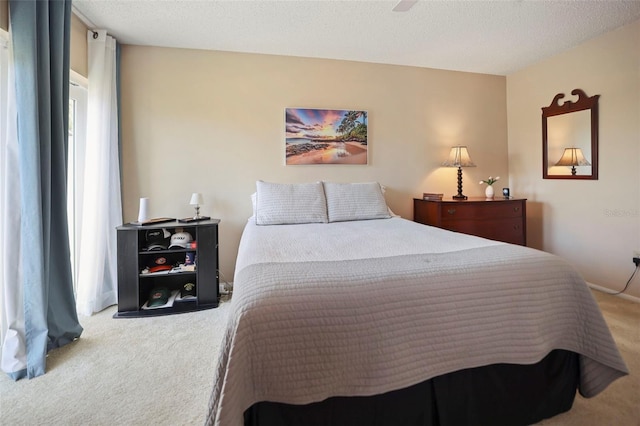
(356, 111, 367, 126)
(337, 110, 367, 144)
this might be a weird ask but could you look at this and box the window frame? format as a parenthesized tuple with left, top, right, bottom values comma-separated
(68, 69, 88, 293)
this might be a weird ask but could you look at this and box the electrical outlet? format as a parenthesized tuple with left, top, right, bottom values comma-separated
(634, 250, 640, 259)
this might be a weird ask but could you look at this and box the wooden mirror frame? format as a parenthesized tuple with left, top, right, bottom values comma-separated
(542, 89, 599, 180)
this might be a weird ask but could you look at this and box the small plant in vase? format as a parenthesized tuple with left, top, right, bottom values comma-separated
(479, 176, 499, 199)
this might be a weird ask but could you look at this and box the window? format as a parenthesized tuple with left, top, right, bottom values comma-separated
(0, 29, 8, 151)
(68, 71, 88, 293)
(0, 28, 11, 326)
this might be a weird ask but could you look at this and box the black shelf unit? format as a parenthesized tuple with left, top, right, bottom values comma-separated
(115, 219, 220, 318)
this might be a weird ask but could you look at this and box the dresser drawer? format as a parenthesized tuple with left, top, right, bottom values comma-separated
(446, 217, 525, 245)
(440, 201, 524, 221)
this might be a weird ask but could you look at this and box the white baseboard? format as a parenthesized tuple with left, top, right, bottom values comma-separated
(587, 282, 640, 303)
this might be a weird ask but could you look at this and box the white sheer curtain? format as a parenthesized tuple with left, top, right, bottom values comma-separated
(75, 30, 122, 316)
(0, 27, 26, 376)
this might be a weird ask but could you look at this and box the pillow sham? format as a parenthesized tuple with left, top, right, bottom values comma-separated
(255, 181, 328, 225)
(323, 181, 391, 222)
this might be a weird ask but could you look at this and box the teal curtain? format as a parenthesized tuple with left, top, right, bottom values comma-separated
(8, 0, 82, 380)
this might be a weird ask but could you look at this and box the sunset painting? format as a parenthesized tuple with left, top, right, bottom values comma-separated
(285, 108, 368, 165)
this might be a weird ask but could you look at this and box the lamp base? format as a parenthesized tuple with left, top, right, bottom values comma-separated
(452, 166, 467, 200)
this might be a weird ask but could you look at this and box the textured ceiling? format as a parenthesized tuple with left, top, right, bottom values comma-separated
(72, 0, 640, 76)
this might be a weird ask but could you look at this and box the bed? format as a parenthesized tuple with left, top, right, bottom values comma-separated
(206, 181, 628, 426)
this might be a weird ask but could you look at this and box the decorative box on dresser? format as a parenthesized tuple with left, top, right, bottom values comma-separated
(413, 198, 527, 246)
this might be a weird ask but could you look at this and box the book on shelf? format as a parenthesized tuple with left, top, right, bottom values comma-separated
(423, 193, 443, 201)
(178, 216, 211, 223)
(131, 217, 175, 226)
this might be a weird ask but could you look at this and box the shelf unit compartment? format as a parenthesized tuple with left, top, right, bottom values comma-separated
(138, 274, 196, 300)
(138, 250, 194, 275)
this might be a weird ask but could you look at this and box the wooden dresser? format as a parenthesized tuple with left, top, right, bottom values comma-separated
(413, 197, 527, 246)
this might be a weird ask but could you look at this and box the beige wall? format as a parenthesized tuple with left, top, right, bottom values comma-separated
(120, 46, 508, 279)
(507, 19, 640, 297)
(70, 12, 88, 77)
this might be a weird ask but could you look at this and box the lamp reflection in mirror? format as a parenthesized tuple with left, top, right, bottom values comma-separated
(554, 147, 591, 175)
(442, 146, 476, 200)
(190, 192, 204, 219)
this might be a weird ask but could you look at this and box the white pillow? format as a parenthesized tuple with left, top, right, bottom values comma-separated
(323, 181, 391, 222)
(255, 181, 328, 225)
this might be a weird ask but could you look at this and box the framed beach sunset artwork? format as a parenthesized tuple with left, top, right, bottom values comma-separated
(285, 108, 368, 165)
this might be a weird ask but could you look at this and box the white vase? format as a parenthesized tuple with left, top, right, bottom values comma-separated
(138, 197, 149, 222)
(485, 185, 494, 199)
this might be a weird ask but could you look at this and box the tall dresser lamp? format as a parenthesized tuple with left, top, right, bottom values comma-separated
(442, 146, 476, 200)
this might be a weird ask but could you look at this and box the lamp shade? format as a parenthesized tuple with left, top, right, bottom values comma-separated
(442, 146, 476, 167)
(554, 148, 591, 167)
(189, 192, 204, 206)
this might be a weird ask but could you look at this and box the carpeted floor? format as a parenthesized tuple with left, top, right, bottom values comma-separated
(0, 290, 637, 425)
(537, 290, 639, 425)
(0, 298, 231, 426)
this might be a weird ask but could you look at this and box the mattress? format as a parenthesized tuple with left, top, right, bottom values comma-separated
(206, 217, 628, 426)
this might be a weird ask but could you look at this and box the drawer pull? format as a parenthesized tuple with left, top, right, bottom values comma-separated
(447, 208, 456, 215)
(513, 207, 520, 212)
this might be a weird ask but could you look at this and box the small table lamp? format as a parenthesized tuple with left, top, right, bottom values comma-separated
(190, 192, 204, 219)
(442, 146, 476, 200)
(554, 147, 591, 175)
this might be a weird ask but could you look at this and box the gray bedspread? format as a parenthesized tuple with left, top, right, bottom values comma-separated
(206, 219, 628, 426)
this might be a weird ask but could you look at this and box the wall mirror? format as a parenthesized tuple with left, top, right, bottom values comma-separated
(542, 89, 599, 180)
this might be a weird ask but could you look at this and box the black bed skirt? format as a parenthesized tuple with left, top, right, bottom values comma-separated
(244, 350, 579, 426)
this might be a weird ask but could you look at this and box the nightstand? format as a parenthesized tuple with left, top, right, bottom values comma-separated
(115, 219, 220, 318)
(413, 198, 527, 245)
